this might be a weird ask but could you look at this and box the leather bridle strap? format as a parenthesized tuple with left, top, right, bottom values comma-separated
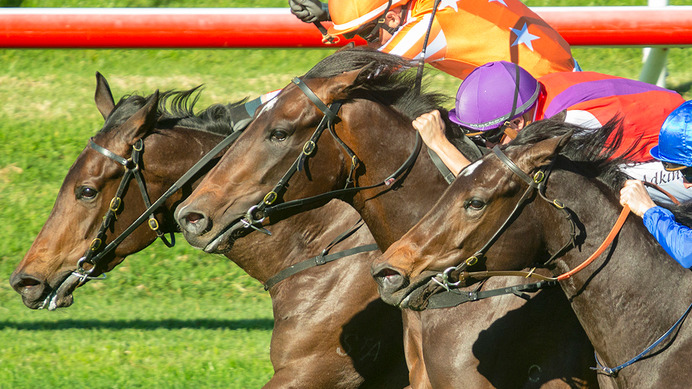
(77, 129, 242, 277)
(458, 145, 544, 270)
(264, 133, 421, 217)
(427, 278, 558, 309)
(245, 76, 422, 223)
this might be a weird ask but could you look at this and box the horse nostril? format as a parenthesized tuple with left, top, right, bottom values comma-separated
(373, 267, 406, 291)
(10, 272, 43, 295)
(177, 209, 209, 236)
(186, 212, 204, 224)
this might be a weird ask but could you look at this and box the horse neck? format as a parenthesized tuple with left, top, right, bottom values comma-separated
(545, 169, 692, 373)
(339, 103, 451, 250)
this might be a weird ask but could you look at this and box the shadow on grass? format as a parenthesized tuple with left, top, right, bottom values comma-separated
(0, 318, 274, 331)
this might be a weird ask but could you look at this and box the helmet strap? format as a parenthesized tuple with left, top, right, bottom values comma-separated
(361, 0, 394, 42)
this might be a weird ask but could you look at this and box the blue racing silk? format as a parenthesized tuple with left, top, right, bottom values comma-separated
(643, 206, 692, 268)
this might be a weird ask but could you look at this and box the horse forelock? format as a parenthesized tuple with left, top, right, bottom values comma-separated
(304, 47, 448, 120)
(99, 87, 242, 137)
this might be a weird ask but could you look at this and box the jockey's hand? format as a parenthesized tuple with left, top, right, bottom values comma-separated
(620, 180, 657, 217)
(413, 110, 447, 151)
(289, 0, 330, 23)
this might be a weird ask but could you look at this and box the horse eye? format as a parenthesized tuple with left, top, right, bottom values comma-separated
(270, 129, 288, 142)
(464, 199, 486, 210)
(76, 186, 99, 201)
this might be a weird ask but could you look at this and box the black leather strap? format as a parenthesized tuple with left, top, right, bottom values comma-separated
(427, 279, 558, 309)
(264, 243, 379, 291)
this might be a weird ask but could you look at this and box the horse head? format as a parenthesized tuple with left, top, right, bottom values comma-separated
(175, 47, 454, 253)
(372, 128, 572, 309)
(10, 73, 227, 310)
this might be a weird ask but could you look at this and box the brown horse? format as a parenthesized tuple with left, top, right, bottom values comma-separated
(174, 47, 597, 388)
(9, 73, 409, 389)
(373, 119, 692, 388)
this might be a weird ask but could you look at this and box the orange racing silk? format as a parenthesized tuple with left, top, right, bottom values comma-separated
(378, 0, 575, 80)
(535, 71, 685, 162)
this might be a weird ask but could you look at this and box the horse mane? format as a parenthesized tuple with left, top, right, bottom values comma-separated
(100, 87, 245, 136)
(510, 116, 634, 191)
(303, 46, 450, 120)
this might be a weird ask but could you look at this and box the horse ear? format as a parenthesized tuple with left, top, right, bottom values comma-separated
(322, 68, 364, 101)
(548, 109, 567, 122)
(118, 90, 160, 146)
(336, 42, 356, 52)
(519, 131, 573, 172)
(94, 72, 115, 120)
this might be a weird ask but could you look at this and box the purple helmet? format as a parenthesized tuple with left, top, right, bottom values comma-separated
(449, 61, 541, 131)
(650, 100, 692, 167)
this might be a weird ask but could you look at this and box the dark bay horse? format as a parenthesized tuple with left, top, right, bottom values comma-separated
(373, 119, 692, 388)
(174, 47, 597, 388)
(9, 73, 409, 389)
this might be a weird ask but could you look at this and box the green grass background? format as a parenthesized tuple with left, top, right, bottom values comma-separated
(1, 1, 691, 388)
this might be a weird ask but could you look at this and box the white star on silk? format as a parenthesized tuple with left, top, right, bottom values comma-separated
(437, 0, 459, 12)
(488, 0, 508, 6)
(510, 23, 539, 51)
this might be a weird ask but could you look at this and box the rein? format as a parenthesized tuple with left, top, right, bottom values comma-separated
(263, 218, 378, 290)
(241, 76, 423, 229)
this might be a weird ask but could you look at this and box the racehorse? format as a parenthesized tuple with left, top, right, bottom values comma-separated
(9, 73, 409, 389)
(372, 118, 692, 388)
(174, 47, 598, 388)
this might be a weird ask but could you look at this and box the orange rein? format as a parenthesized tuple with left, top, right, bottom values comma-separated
(555, 181, 680, 281)
(556, 204, 630, 281)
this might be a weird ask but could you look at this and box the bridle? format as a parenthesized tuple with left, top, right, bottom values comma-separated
(239, 76, 423, 231)
(73, 130, 242, 281)
(426, 145, 630, 308)
(74, 138, 173, 280)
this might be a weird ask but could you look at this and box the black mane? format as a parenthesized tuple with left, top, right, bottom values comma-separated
(304, 47, 450, 120)
(100, 87, 244, 136)
(511, 116, 634, 190)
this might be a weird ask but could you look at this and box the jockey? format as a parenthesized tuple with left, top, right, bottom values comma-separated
(413, 61, 686, 204)
(620, 101, 692, 268)
(289, 0, 578, 79)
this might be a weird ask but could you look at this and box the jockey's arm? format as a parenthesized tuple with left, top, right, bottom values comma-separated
(412, 110, 472, 176)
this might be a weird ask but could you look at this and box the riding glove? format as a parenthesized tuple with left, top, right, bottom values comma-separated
(289, 0, 330, 23)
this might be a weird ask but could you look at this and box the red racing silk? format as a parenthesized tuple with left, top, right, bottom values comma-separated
(379, 0, 576, 80)
(534, 71, 685, 162)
